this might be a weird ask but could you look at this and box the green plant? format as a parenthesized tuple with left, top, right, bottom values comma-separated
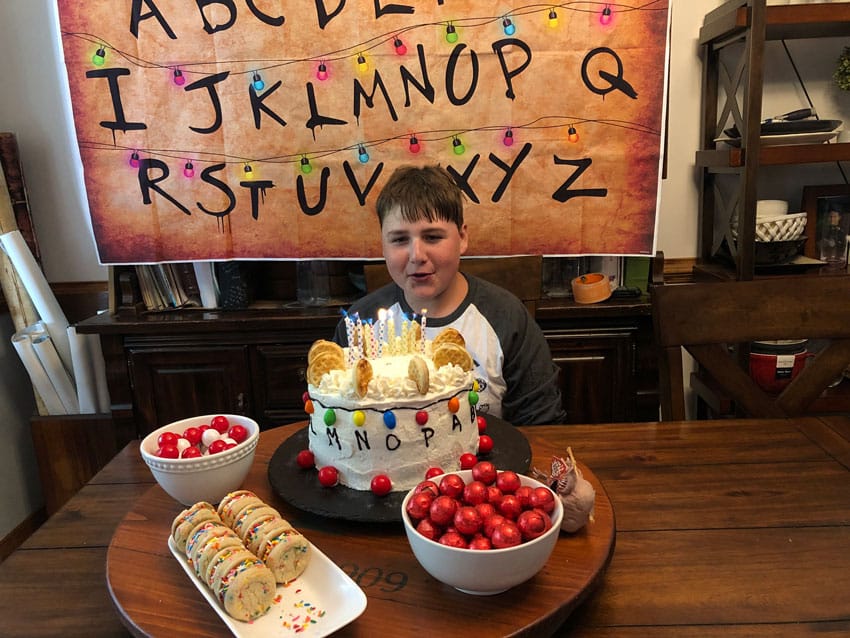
(834, 47, 850, 91)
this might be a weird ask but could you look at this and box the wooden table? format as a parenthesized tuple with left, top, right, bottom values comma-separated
(3, 416, 850, 636)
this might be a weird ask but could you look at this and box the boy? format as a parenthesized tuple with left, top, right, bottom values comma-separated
(334, 164, 566, 425)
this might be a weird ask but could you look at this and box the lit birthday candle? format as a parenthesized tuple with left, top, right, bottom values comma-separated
(400, 313, 409, 353)
(420, 308, 427, 353)
(387, 310, 395, 354)
(377, 308, 387, 356)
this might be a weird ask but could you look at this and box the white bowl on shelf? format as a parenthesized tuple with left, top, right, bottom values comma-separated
(140, 414, 259, 505)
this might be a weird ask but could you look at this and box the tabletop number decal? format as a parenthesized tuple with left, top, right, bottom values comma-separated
(339, 563, 408, 593)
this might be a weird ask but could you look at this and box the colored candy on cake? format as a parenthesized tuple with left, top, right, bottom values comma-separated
(304, 319, 485, 492)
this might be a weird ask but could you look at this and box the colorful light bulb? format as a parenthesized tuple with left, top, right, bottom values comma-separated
(316, 62, 328, 81)
(502, 17, 515, 36)
(252, 71, 265, 91)
(173, 69, 185, 86)
(244, 163, 254, 178)
(600, 6, 612, 25)
(393, 37, 407, 55)
(300, 156, 313, 174)
(503, 128, 514, 146)
(452, 137, 465, 155)
(409, 135, 421, 154)
(445, 24, 458, 44)
(357, 54, 368, 74)
(548, 9, 559, 28)
(357, 145, 369, 163)
(92, 46, 106, 66)
(183, 161, 194, 178)
(568, 126, 580, 143)
(128, 151, 140, 168)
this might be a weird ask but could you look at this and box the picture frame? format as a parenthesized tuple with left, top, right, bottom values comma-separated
(801, 185, 850, 269)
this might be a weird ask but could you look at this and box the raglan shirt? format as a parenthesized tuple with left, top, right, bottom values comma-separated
(333, 274, 567, 425)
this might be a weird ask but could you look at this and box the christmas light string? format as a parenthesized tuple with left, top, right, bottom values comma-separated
(64, 1, 666, 80)
(66, 1, 666, 175)
(77, 114, 660, 176)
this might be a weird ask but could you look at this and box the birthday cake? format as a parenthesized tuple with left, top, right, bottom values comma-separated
(303, 316, 481, 492)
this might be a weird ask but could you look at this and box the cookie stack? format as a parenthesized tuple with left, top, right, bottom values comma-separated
(171, 493, 311, 622)
(218, 490, 311, 584)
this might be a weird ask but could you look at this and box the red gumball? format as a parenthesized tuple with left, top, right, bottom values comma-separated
(476, 415, 487, 433)
(157, 444, 179, 459)
(475, 502, 497, 521)
(317, 466, 339, 487)
(495, 470, 521, 494)
(439, 473, 466, 498)
(459, 452, 478, 470)
(182, 427, 202, 446)
(514, 485, 534, 508)
(471, 461, 497, 485)
(424, 467, 445, 480)
(477, 434, 494, 455)
(498, 494, 523, 520)
(210, 415, 230, 434)
(227, 424, 248, 444)
(207, 439, 228, 455)
(485, 485, 504, 506)
(296, 449, 315, 469)
(462, 480, 488, 506)
(517, 509, 552, 541)
(491, 520, 522, 548)
(371, 474, 392, 496)
(483, 513, 507, 538)
(468, 534, 492, 550)
(438, 531, 468, 548)
(416, 518, 442, 541)
(413, 480, 440, 499)
(180, 446, 201, 459)
(429, 495, 459, 527)
(406, 492, 434, 520)
(415, 410, 429, 426)
(157, 431, 179, 448)
(453, 506, 483, 536)
(529, 486, 557, 513)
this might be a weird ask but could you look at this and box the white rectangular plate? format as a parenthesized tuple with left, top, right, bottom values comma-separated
(169, 536, 367, 637)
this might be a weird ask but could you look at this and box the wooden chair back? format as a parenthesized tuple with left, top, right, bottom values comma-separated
(651, 274, 850, 420)
(364, 255, 543, 313)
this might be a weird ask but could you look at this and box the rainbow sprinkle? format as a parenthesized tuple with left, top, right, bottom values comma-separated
(280, 599, 327, 633)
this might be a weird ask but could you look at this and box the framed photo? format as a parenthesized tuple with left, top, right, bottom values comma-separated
(802, 185, 850, 268)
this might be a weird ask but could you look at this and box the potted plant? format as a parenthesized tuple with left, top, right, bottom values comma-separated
(834, 47, 850, 91)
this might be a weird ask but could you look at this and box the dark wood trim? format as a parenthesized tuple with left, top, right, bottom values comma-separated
(0, 507, 46, 564)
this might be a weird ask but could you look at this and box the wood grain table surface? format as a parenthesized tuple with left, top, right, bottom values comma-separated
(2, 416, 850, 637)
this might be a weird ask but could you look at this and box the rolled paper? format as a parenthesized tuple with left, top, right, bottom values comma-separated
(31, 332, 79, 414)
(68, 325, 98, 414)
(0, 230, 73, 373)
(11, 326, 65, 415)
(193, 261, 219, 308)
(88, 329, 111, 412)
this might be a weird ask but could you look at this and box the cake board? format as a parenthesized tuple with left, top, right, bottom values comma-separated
(268, 415, 531, 523)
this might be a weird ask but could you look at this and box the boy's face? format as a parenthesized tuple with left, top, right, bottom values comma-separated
(381, 206, 468, 315)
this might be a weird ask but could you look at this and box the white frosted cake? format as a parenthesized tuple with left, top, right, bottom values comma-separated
(303, 325, 480, 492)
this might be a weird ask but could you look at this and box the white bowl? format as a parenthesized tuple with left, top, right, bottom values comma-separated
(140, 414, 259, 505)
(756, 199, 789, 219)
(401, 469, 563, 595)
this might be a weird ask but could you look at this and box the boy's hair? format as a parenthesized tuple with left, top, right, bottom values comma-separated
(375, 164, 464, 229)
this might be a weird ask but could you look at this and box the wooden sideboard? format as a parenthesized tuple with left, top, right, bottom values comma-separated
(75, 296, 658, 447)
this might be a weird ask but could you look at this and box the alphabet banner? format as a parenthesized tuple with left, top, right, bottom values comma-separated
(56, 1, 670, 263)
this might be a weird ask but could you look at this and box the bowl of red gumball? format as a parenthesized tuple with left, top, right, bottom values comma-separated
(401, 462, 563, 595)
(140, 414, 259, 505)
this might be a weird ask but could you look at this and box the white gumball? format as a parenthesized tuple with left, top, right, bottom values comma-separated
(175, 437, 191, 453)
(201, 428, 221, 448)
(221, 437, 237, 446)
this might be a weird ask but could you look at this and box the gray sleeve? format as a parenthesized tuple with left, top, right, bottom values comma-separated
(471, 279, 567, 425)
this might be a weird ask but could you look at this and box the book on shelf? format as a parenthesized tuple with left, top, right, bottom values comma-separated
(134, 263, 205, 311)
